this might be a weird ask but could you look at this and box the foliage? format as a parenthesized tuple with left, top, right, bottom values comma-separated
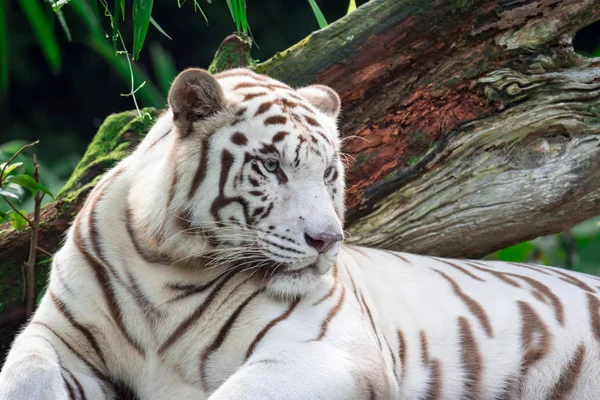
(0, 142, 54, 230)
(487, 216, 600, 276)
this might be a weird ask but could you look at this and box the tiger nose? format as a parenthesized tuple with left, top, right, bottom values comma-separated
(304, 232, 343, 253)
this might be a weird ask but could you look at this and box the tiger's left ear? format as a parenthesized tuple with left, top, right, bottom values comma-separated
(168, 68, 225, 137)
(296, 85, 341, 119)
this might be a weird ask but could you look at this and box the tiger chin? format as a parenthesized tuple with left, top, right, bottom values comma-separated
(3, 67, 600, 400)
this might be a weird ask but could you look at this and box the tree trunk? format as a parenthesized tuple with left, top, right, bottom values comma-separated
(1, 0, 600, 352)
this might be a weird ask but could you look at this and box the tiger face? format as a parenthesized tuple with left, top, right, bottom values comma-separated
(133, 68, 345, 297)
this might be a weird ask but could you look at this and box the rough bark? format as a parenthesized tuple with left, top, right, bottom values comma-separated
(1, 0, 600, 349)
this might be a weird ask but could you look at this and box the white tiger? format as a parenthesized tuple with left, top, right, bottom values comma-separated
(1, 67, 599, 400)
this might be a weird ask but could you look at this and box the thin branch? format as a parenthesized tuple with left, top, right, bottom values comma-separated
(36, 247, 53, 258)
(0, 140, 39, 183)
(25, 155, 42, 318)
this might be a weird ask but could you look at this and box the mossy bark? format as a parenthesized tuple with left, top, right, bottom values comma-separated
(2, 0, 600, 350)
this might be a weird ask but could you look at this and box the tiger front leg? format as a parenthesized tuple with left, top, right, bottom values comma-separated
(207, 342, 368, 400)
(0, 324, 106, 400)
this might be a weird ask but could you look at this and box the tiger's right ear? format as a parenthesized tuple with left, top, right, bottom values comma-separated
(168, 68, 225, 137)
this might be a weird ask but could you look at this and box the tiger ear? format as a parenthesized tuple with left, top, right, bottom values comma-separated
(168, 68, 225, 137)
(296, 85, 341, 119)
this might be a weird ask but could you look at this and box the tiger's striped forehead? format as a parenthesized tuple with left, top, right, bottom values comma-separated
(214, 70, 340, 169)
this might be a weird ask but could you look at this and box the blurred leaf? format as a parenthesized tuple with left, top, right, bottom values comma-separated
(8, 209, 28, 231)
(149, 17, 172, 40)
(307, 0, 328, 29)
(0, 210, 7, 222)
(0, 0, 8, 91)
(571, 216, 600, 238)
(119, 0, 124, 19)
(0, 162, 23, 182)
(69, 0, 103, 39)
(6, 174, 55, 198)
(19, 0, 62, 73)
(0, 187, 20, 200)
(491, 241, 535, 262)
(347, 0, 356, 14)
(37, 286, 48, 303)
(87, 35, 165, 108)
(150, 43, 177, 95)
(132, 0, 154, 60)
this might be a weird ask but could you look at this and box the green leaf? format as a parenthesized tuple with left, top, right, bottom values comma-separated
(225, 0, 240, 32)
(238, 0, 248, 34)
(0, 210, 7, 222)
(119, 0, 124, 19)
(0, 187, 20, 199)
(6, 174, 55, 198)
(132, 0, 154, 60)
(19, 0, 62, 73)
(149, 17, 172, 40)
(0, 0, 8, 91)
(8, 209, 28, 231)
(0, 162, 23, 182)
(347, 0, 356, 14)
(37, 286, 48, 304)
(307, 0, 328, 29)
(150, 43, 177, 95)
(112, 0, 120, 49)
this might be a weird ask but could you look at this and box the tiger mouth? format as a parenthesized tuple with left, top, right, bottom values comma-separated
(250, 261, 319, 278)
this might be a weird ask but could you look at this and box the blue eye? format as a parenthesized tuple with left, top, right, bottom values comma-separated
(263, 159, 279, 172)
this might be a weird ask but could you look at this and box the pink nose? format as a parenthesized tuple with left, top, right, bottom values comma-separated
(304, 233, 343, 253)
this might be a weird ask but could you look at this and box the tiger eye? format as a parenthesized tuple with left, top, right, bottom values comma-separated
(263, 159, 279, 172)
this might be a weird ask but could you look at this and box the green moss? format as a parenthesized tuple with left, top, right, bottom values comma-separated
(409, 131, 429, 147)
(587, 102, 600, 123)
(208, 33, 255, 74)
(451, 0, 475, 12)
(58, 108, 158, 197)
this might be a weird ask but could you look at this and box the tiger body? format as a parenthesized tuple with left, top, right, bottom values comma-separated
(1, 68, 599, 400)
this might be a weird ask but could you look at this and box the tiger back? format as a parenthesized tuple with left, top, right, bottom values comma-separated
(0, 68, 598, 400)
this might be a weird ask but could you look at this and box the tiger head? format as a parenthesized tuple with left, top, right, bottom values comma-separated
(129, 68, 345, 297)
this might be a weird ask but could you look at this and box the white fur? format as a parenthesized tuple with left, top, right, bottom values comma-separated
(1, 69, 599, 400)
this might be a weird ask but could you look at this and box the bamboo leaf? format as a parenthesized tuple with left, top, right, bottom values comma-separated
(0, 187, 20, 200)
(119, 0, 124, 19)
(55, 8, 72, 41)
(149, 16, 172, 40)
(19, 0, 62, 73)
(132, 0, 154, 60)
(6, 174, 55, 198)
(0, 162, 23, 182)
(0, 0, 8, 91)
(347, 0, 356, 14)
(306, 0, 328, 29)
(150, 43, 176, 95)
